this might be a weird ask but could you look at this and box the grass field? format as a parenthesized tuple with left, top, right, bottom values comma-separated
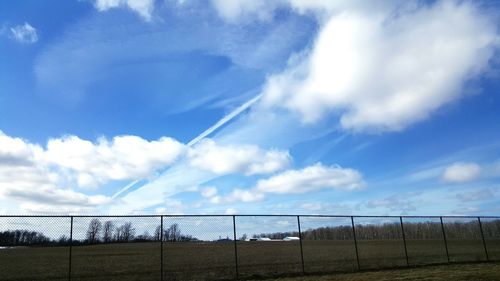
(269, 263, 500, 281)
(0, 239, 498, 280)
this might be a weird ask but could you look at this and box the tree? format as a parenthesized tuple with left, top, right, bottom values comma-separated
(122, 222, 135, 241)
(114, 222, 135, 242)
(165, 223, 181, 242)
(154, 225, 162, 241)
(86, 218, 102, 244)
(103, 221, 114, 243)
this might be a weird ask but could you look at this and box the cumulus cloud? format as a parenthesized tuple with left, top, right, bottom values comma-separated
(256, 163, 364, 194)
(442, 162, 481, 183)
(0, 132, 114, 213)
(188, 139, 291, 176)
(214, 163, 363, 204)
(226, 188, 265, 202)
(44, 135, 184, 187)
(0, 131, 184, 213)
(10, 22, 38, 44)
(260, 1, 499, 132)
(94, 0, 154, 21)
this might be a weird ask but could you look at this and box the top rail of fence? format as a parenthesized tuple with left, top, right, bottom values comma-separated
(0, 214, 499, 218)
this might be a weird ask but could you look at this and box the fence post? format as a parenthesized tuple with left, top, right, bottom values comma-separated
(440, 217, 450, 263)
(351, 216, 360, 270)
(399, 216, 409, 267)
(297, 216, 305, 274)
(478, 217, 489, 261)
(232, 215, 239, 280)
(160, 215, 164, 281)
(69, 216, 73, 281)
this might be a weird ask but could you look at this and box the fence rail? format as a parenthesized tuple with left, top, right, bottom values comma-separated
(0, 215, 499, 280)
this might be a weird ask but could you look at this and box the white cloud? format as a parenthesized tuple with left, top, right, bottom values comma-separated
(226, 188, 265, 202)
(0, 131, 187, 213)
(261, 1, 499, 132)
(188, 139, 291, 176)
(154, 199, 185, 215)
(442, 162, 481, 183)
(210, 0, 280, 23)
(256, 163, 364, 194)
(94, 0, 154, 21)
(221, 163, 363, 203)
(44, 135, 185, 187)
(10, 22, 38, 44)
(0, 132, 113, 213)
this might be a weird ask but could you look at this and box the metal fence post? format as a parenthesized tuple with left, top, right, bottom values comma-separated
(232, 215, 239, 280)
(160, 215, 164, 281)
(351, 216, 360, 270)
(69, 216, 73, 281)
(297, 216, 305, 274)
(440, 217, 450, 263)
(478, 217, 489, 261)
(399, 216, 409, 267)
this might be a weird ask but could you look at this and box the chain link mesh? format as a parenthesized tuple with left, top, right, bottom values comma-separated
(401, 217, 448, 265)
(442, 217, 487, 262)
(0, 216, 71, 280)
(0, 215, 499, 280)
(235, 215, 302, 279)
(299, 216, 357, 273)
(353, 217, 406, 269)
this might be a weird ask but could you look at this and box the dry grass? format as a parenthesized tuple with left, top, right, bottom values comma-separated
(0, 239, 498, 280)
(269, 262, 500, 281)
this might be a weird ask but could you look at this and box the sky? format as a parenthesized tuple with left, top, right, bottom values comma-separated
(1, 0, 500, 216)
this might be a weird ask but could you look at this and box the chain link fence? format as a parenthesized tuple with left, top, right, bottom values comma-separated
(0, 215, 499, 280)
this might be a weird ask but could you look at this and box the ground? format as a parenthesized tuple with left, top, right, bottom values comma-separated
(269, 263, 500, 281)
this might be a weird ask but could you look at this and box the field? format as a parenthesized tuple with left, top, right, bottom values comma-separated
(270, 263, 500, 281)
(0, 239, 498, 280)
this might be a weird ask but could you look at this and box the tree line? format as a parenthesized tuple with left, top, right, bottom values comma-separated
(0, 230, 52, 246)
(1, 218, 498, 246)
(85, 219, 198, 244)
(251, 219, 500, 241)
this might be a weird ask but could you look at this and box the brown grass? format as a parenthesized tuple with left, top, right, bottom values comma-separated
(0, 239, 498, 280)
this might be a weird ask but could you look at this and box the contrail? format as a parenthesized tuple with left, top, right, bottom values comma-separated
(111, 179, 139, 199)
(187, 94, 262, 147)
(112, 94, 262, 199)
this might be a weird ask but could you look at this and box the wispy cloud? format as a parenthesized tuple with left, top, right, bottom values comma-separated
(10, 22, 38, 44)
(93, 0, 155, 21)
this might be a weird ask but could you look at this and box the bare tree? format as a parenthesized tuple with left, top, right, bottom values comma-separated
(154, 225, 162, 241)
(103, 221, 114, 243)
(114, 225, 123, 242)
(116, 222, 135, 242)
(86, 219, 102, 244)
(165, 223, 181, 242)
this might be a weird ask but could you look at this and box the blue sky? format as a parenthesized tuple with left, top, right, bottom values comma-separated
(0, 0, 500, 216)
